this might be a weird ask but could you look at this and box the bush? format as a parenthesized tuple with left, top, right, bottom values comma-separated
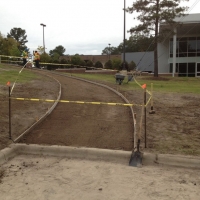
(129, 61, 136, 71)
(104, 60, 112, 69)
(94, 61, 103, 68)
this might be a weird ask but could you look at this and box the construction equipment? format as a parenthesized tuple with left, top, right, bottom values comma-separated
(115, 73, 125, 85)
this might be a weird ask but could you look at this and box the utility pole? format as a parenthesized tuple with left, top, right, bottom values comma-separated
(40, 23, 46, 53)
(123, 0, 126, 70)
(108, 43, 111, 60)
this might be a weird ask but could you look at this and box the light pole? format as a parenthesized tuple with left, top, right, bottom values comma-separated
(123, 0, 126, 70)
(40, 23, 46, 53)
(108, 43, 111, 60)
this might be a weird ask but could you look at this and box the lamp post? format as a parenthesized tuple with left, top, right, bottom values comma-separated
(108, 43, 111, 60)
(123, 0, 126, 70)
(40, 23, 46, 53)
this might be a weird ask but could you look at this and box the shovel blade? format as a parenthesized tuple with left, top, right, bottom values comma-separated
(129, 151, 142, 167)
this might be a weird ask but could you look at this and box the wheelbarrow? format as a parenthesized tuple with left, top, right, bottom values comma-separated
(115, 73, 125, 85)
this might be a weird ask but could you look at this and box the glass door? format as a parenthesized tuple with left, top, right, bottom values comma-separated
(197, 63, 200, 77)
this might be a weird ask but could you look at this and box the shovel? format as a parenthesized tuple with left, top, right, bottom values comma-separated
(129, 104, 144, 167)
(129, 139, 142, 167)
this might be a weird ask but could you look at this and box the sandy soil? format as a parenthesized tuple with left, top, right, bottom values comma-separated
(0, 154, 200, 200)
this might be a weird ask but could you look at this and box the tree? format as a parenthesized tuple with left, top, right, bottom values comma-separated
(101, 46, 120, 55)
(127, 0, 188, 77)
(9, 44, 21, 57)
(79, 60, 86, 66)
(49, 45, 65, 56)
(128, 61, 136, 71)
(60, 58, 69, 64)
(50, 52, 60, 63)
(71, 54, 82, 65)
(104, 60, 113, 69)
(94, 61, 103, 68)
(7, 28, 28, 52)
(112, 58, 121, 70)
(86, 60, 93, 67)
(118, 35, 155, 52)
(40, 53, 51, 63)
(37, 46, 45, 54)
(0, 34, 20, 57)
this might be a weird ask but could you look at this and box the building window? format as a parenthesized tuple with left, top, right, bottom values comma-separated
(170, 37, 200, 58)
(197, 63, 200, 76)
(188, 63, 195, 77)
(169, 37, 199, 77)
(170, 63, 196, 77)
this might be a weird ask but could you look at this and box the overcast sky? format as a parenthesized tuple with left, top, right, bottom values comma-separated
(0, 0, 200, 55)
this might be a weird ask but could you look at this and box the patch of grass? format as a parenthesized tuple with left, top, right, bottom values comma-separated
(67, 73, 200, 94)
(0, 64, 39, 85)
(69, 73, 113, 83)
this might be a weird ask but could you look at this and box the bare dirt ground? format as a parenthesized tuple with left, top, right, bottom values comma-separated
(0, 68, 133, 151)
(0, 70, 60, 150)
(0, 67, 200, 156)
(1, 66, 200, 199)
(19, 72, 134, 151)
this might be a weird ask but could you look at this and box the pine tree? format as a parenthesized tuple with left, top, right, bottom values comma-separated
(127, 0, 188, 77)
(7, 27, 28, 52)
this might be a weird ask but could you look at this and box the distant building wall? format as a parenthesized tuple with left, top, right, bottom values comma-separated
(60, 55, 121, 67)
(122, 52, 154, 72)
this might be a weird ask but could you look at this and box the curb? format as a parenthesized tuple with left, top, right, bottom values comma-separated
(1, 144, 200, 169)
(142, 152, 200, 169)
(0, 144, 130, 165)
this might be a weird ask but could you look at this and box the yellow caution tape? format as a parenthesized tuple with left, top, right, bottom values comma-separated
(146, 96, 152, 107)
(134, 78, 151, 95)
(0, 55, 22, 59)
(11, 97, 146, 107)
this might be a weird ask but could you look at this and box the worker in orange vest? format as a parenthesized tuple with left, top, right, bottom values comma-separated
(34, 50, 40, 69)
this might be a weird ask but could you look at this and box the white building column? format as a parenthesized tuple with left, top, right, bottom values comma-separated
(172, 27, 177, 77)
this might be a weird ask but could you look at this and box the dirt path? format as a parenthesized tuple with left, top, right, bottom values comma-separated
(1, 67, 200, 156)
(20, 73, 134, 151)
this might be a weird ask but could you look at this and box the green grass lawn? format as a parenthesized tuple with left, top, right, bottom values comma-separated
(1, 64, 200, 94)
(64, 72, 200, 94)
(0, 64, 39, 85)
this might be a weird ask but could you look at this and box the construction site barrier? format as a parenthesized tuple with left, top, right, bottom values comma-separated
(11, 97, 151, 107)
